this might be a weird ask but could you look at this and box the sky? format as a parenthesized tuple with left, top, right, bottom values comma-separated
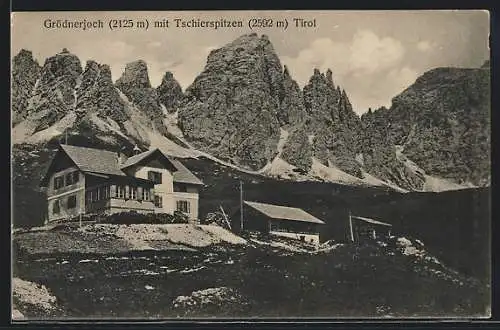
(11, 10, 490, 115)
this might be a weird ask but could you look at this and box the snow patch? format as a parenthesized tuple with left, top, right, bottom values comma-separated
(310, 158, 365, 185)
(362, 171, 409, 193)
(257, 128, 289, 174)
(180, 266, 207, 274)
(423, 175, 474, 192)
(260, 157, 302, 179)
(396, 145, 474, 192)
(163, 110, 184, 138)
(13, 111, 77, 144)
(147, 129, 199, 158)
(89, 113, 130, 140)
(172, 287, 246, 309)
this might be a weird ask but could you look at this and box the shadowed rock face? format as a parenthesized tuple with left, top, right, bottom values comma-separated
(21, 49, 82, 133)
(76, 60, 129, 123)
(115, 60, 166, 134)
(278, 65, 307, 127)
(281, 124, 312, 172)
(11, 50, 156, 150)
(362, 66, 491, 188)
(301, 69, 363, 177)
(178, 33, 283, 170)
(157, 71, 184, 113)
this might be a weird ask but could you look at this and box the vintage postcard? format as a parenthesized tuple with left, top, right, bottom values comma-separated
(11, 10, 491, 320)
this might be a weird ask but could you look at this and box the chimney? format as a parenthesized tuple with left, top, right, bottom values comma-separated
(133, 145, 142, 155)
(117, 147, 128, 164)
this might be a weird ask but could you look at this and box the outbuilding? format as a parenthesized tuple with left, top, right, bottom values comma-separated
(233, 201, 325, 245)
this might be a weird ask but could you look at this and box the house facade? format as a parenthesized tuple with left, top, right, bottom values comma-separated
(233, 201, 325, 245)
(40, 144, 203, 223)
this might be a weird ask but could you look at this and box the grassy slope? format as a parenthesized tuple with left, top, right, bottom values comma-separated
(13, 239, 489, 319)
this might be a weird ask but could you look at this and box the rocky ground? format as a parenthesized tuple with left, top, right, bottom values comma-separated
(12, 224, 490, 319)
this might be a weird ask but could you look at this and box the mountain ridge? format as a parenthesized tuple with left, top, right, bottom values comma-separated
(11, 34, 490, 193)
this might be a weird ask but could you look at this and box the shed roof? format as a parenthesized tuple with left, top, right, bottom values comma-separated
(351, 215, 392, 227)
(244, 201, 325, 224)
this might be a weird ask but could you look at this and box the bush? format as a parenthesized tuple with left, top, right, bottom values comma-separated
(98, 211, 190, 225)
(172, 211, 189, 224)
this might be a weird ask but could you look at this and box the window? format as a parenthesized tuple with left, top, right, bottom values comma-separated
(148, 171, 162, 184)
(117, 186, 125, 199)
(53, 200, 60, 214)
(130, 187, 137, 200)
(66, 173, 73, 186)
(174, 183, 187, 192)
(54, 176, 64, 189)
(65, 171, 79, 186)
(90, 189, 99, 202)
(143, 188, 150, 201)
(67, 195, 77, 209)
(99, 186, 109, 200)
(176, 200, 190, 214)
(154, 195, 163, 208)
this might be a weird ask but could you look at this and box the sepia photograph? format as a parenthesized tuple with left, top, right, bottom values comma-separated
(10, 10, 491, 320)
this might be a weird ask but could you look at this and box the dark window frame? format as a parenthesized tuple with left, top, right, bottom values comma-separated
(176, 200, 190, 214)
(53, 200, 60, 214)
(67, 195, 77, 209)
(143, 188, 151, 201)
(54, 176, 64, 189)
(148, 171, 163, 184)
(174, 183, 188, 192)
(154, 195, 163, 208)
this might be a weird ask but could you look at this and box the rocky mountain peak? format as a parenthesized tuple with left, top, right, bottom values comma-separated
(115, 60, 165, 134)
(115, 60, 151, 89)
(283, 65, 290, 77)
(75, 59, 129, 123)
(39, 49, 82, 83)
(13, 49, 37, 64)
(20, 49, 82, 130)
(178, 33, 284, 170)
(301, 68, 363, 176)
(156, 71, 184, 113)
(326, 68, 334, 87)
(279, 65, 307, 127)
(12, 49, 42, 123)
